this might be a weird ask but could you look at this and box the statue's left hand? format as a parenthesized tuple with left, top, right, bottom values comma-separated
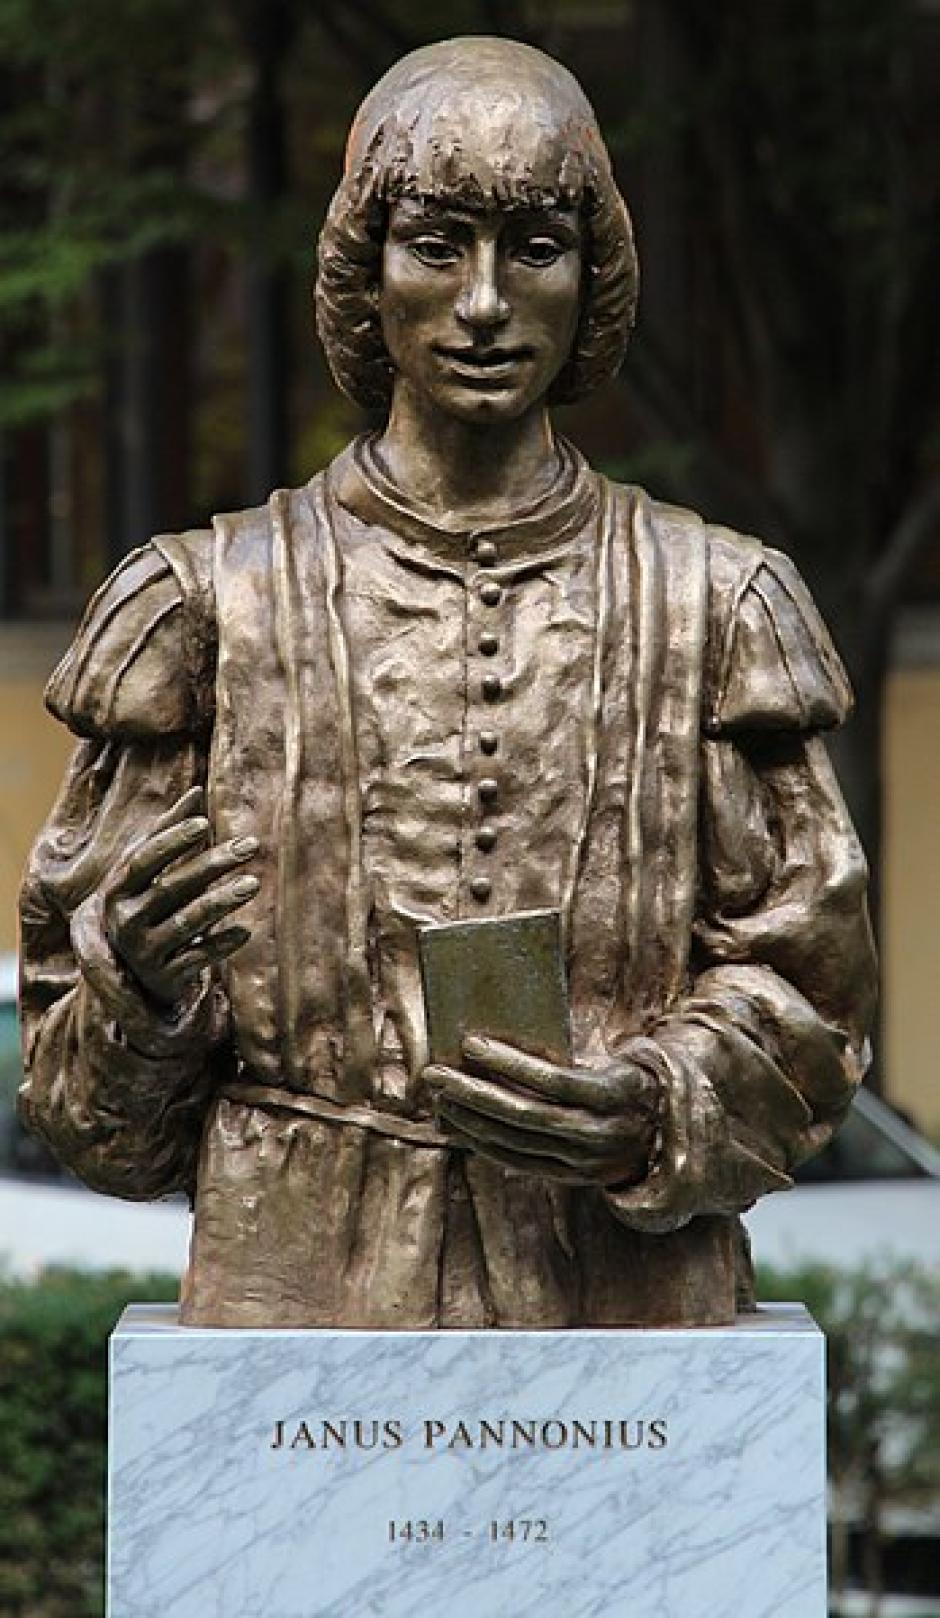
(424, 1036, 662, 1187)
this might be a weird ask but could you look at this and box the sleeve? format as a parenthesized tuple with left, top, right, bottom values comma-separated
(604, 544, 877, 1233)
(17, 540, 228, 1202)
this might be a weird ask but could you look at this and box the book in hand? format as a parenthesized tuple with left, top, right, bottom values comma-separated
(418, 907, 571, 1069)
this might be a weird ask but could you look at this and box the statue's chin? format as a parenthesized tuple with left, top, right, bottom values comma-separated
(429, 380, 551, 427)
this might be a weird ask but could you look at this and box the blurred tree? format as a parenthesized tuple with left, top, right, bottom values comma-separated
(0, 0, 239, 583)
(760, 1261, 940, 1616)
(234, 0, 297, 501)
(616, 0, 940, 910)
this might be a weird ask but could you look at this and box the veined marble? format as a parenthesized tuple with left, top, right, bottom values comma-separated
(108, 1304, 826, 1617)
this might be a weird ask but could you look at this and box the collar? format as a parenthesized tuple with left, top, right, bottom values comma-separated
(327, 432, 599, 571)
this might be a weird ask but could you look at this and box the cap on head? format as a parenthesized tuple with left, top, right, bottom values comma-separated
(316, 36, 638, 411)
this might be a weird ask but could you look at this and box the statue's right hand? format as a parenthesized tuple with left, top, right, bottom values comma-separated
(102, 786, 260, 1010)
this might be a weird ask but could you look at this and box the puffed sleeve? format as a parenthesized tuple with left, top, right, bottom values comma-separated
(702, 537, 854, 734)
(17, 537, 229, 1201)
(605, 539, 877, 1233)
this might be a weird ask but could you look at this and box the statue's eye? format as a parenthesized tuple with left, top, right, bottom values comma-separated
(515, 236, 566, 267)
(409, 236, 461, 267)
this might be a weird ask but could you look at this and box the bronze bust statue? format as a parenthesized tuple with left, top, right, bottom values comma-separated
(18, 37, 876, 1329)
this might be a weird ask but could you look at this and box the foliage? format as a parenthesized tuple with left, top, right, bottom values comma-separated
(619, 1, 939, 580)
(596, 0, 940, 928)
(760, 1261, 940, 1506)
(0, 0, 238, 426)
(758, 1259, 940, 1609)
(0, 1267, 177, 1618)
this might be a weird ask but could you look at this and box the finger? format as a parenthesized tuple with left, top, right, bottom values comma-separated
(161, 785, 206, 827)
(120, 817, 211, 896)
(461, 1035, 613, 1110)
(123, 786, 206, 868)
(133, 786, 205, 844)
(427, 1062, 617, 1148)
(424, 1064, 470, 1092)
(437, 1098, 614, 1172)
(137, 838, 260, 923)
(164, 926, 253, 986)
(440, 1120, 593, 1185)
(150, 874, 260, 959)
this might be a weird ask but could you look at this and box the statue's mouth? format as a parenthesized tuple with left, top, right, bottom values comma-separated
(435, 345, 534, 384)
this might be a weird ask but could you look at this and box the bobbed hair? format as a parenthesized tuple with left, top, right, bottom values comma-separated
(315, 37, 639, 413)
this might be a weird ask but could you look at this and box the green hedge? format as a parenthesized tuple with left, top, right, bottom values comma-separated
(0, 1269, 177, 1618)
(0, 1263, 937, 1617)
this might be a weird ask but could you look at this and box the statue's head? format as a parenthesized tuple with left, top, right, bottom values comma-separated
(315, 36, 638, 419)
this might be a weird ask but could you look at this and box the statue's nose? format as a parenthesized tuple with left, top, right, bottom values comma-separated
(455, 240, 510, 330)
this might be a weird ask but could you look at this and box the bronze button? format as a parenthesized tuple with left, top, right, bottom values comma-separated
(470, 876, 492, 903)
(479, 632, 499, 656)
(479, 730, 499, 755)
(476, 826, 497, 853)
(480, 581, 502, 606)
(474, 538, 498, 566)
(478, 777, 499, 804)
(482, 673, 502, 701)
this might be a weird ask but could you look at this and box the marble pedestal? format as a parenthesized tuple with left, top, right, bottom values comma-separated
(108, 1304, 826, 1618)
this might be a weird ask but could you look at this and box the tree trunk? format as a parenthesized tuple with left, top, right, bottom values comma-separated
(99, 34, 195, 566)
(829, 1503, 851, 1611)
(631, 1, 690, 377)
(862, 1449, 885, 1618)
(241, 0, 295, 502)
(106, 246, 192, 563)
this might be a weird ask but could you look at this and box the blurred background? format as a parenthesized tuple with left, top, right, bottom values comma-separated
(0, 2, 937, 1615)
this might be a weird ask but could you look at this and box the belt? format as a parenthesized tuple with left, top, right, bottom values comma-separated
(219, 1081, 451, 1150)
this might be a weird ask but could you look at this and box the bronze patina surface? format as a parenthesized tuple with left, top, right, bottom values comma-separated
(18, 37, 877, 1329)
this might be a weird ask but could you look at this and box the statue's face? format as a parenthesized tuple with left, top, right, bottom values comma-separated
(379, 198, 582, 423)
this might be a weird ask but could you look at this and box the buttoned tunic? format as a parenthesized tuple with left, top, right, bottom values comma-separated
(340, 436, 600, 1107)
(18, 439, 876, 1328)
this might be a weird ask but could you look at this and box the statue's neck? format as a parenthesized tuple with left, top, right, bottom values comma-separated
(375, 385, 561, 532)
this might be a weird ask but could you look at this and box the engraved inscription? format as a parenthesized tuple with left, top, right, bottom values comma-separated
(269, 1415, 669, 1452)
(386, 1519, 551, 1545)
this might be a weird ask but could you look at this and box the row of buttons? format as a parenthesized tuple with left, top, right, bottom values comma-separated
(471, 537, 501, 903)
